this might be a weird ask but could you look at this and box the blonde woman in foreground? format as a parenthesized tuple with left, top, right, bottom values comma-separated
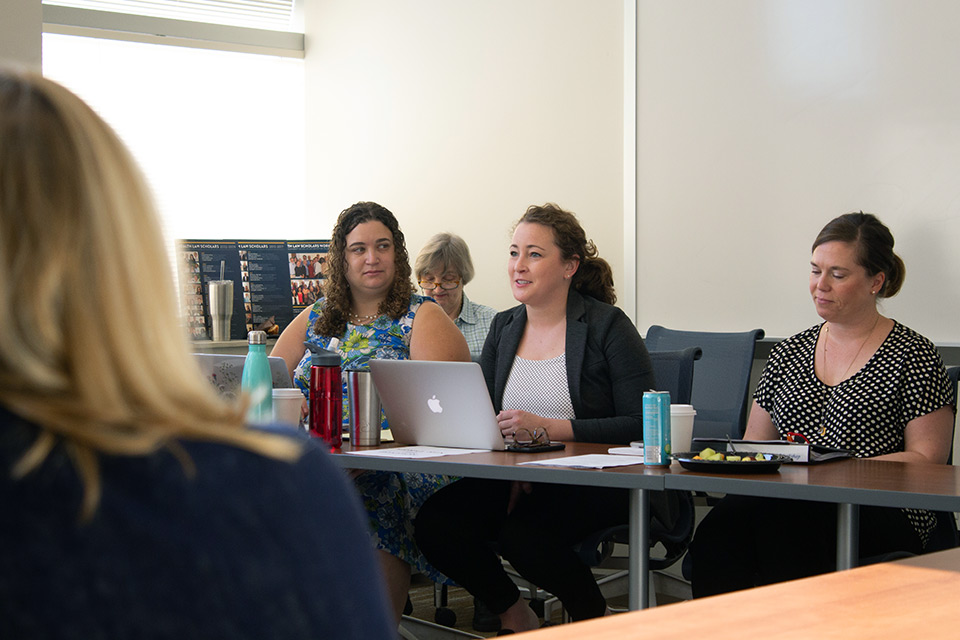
(0, 68, 393, 639)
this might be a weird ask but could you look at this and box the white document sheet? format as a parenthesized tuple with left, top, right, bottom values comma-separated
(607, 446, 645, 457)
(519, 454, 645, 469)
(344, 446, 487, 459)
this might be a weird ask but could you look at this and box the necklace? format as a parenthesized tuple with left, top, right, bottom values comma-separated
(823, 315, 880, 382)
(349, 311, 379, 322)
(819, 315, 881, 435)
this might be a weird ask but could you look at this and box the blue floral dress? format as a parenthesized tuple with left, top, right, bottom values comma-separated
(293, 294, 456, 584)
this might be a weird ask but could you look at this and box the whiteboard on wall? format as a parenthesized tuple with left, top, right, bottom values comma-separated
(634, 0, 960, 344)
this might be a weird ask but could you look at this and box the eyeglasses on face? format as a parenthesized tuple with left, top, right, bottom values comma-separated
(418, 278, 461, 291)
(514, 427, 550, 447)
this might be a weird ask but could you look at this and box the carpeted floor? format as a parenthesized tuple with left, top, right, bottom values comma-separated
(407, 575, 496, 637)
(407, 575, 576, 636)
(405, 574, 637, 637)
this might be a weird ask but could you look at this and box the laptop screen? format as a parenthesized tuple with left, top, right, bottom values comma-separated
(194, 353, 294, 399)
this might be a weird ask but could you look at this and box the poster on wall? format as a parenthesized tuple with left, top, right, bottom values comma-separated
(178, 239, 330, 341)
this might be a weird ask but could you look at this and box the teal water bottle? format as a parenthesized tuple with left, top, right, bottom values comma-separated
(242, 330, 273, 424)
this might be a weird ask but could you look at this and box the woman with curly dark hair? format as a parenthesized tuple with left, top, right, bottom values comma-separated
(273, 201, 469, 624)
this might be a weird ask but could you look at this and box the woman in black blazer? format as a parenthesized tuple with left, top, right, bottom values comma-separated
(414, 204, 654, 633)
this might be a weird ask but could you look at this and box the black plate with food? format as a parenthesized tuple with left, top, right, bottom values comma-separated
(671, 452, 791, 474)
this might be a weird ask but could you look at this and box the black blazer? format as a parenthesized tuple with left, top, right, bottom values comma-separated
(479, 289, 654, 444)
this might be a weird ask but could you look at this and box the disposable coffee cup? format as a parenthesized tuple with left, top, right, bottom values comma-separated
(670, 404, 697, 453)
(346, 370, 381, 446)
(273, 388, 305, 428)
(207, 280, 234, 342)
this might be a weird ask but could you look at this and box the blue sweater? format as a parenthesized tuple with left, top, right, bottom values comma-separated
(0, 408, 393, 639)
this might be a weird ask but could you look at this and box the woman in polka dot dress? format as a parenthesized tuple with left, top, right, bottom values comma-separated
(689, 212, 956, 598)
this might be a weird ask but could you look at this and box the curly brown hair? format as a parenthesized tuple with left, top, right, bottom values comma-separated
(517, 203, 616, 305)
(314, 202, 414, 337)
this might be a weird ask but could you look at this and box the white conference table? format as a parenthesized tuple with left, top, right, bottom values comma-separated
(334, 441, 960, 610)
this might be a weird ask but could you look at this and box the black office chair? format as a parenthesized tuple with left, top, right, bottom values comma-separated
(645, 326, 764, 586)
(647, 347, 702, 405)
(536, 347, 702, 619)
(948, 365, 960, 466)
(644, 325, 765, 440)
(572, 347, 702, 565)
(862, 365, 960, 564)
(907, 366, 960, 554)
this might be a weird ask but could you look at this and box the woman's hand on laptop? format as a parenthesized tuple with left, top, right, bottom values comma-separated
(496, 411, 574, 441)
(496, 410, 539, 438)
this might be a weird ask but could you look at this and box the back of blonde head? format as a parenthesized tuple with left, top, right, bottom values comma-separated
(0, 68, 298, 516)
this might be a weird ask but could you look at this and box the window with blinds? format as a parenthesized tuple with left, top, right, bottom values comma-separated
(41, 7, 306, 316)
(43, 0, 299, 31)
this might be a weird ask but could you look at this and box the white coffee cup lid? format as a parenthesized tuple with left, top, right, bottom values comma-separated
(273, 388, 303, 397)
(670, 404, 696, 414)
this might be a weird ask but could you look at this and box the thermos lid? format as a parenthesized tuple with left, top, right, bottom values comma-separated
(248, 330, 267, 345)
(304, 340, 340, 366)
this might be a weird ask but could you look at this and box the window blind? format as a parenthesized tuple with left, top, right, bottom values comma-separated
(43, 0, 298, 32)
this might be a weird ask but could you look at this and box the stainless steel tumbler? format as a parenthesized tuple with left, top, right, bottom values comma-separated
(346, 370, 382, 446)
(207, 280, 234, 341)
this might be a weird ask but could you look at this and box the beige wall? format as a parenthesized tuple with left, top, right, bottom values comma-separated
(302, 0, 627, 314)
(1, 0, 42, 70)
(25, 2, 960, 343)
(635, 0, 960, 343)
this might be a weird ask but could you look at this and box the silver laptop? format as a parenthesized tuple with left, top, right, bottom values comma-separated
(194, 353, 294, 400)
(370, 360, 506, 451)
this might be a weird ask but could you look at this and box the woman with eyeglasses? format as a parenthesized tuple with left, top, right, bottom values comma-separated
(414, 204, 656, 633)
(415, 233, 498, 360)
(271, 202, 469, 625)
(688, 212, 955, 598)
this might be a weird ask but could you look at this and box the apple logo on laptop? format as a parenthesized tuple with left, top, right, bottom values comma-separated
(427, 395, 443, 414)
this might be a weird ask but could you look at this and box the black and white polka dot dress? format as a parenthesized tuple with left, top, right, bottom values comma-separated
(755, 321, 955, 546)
